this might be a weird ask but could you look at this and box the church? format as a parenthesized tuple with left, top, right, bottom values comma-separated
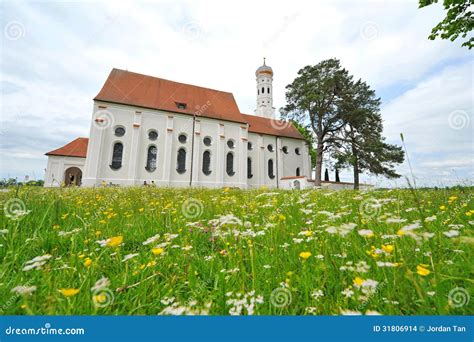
(44, 61, 314, 189)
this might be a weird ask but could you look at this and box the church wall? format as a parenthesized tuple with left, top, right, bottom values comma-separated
(44, 156, 85, 187)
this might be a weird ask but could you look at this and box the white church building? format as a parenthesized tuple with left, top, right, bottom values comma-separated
(44, 61, 314, 189)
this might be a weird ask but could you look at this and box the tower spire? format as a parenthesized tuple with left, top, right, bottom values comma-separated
(263, 57, 266, 66)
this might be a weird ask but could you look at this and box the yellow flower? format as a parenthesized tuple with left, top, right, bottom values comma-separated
(381, 244, 394, 254)
(59, 288, 80, 297)
(304, 230, 313, 237)
(396, 229, 405, 236)
(53, 224, 60, 230)
(299, 251, 312, 260)
(106, 236, 123, 247)
(416, 265, 431, 276)
(278, 214, 286, 221)
(353, 277, 364, 286)
(439, 205, 446, 211)
(138, 208, 144, 213)
(84, 258, 92, 267)
(93, 294, 107, 304)
(152, 247, 164, 256)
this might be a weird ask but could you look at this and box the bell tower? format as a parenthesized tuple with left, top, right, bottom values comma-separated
(254, 58, 275, 119)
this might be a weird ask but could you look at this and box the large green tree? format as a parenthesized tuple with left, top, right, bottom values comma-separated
(334, 80, 405, 189)
(281, 59, 351, 186)
(419, 0, 473, 49)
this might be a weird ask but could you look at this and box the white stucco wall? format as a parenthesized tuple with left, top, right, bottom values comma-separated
(44, 156, 85, 187)
(82, 101, 253, 188)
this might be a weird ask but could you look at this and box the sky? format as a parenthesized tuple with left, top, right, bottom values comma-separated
(1, 0, 473, 187)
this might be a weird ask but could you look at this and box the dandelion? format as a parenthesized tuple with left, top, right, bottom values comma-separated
(152, 247, 164, 256)
(59, 288, 80, 297)
(416, 265, 431, 276)
(83, 258, 92, 267)
(381, 244, 394, 254)
(439, 205, 446, 211)
(299, 251, 312, 260)
(107, 236, 123, 247)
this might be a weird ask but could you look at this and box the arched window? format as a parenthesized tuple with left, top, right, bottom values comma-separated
(296, 167, 300, 176)
(282, 146, 288, 154)
(176, 148, 186, 174)
(247, 157, 253, 179)
(248, 142, 253, 150)
(202, 150, 211, 175)
(226, 152, 235, 176)
(267, 87, 270, 94)
(295, 147, 301, 155)
(268, 159, 275, 179)
(145, 146, 157, 172)
(110, 142, 123, 170)
(261, 87, 265, 94)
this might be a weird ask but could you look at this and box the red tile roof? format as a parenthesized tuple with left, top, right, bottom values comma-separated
(241, 113, 304, 140)
(45, 137, 88, 158)
(95, 68, 247, 124)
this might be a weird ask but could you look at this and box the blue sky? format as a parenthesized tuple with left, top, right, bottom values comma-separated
(1, 0, 472, 186)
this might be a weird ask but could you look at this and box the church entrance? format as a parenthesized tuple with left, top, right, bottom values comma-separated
(64, 167, 82, 186)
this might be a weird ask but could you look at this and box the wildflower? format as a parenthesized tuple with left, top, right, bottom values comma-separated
(311, 290, 324, 300)
(23, 254, 52, 271)
(353, 277, 364, 286)
(59, 288, 80, 297)
(122, 253, 139, 262)
(91, 277, 110, 292)
(416, 265, 431, 276)
(381, 244, 394, 254)
(152, 247, 164, 256)
(424, 215, 437, 222)
(182, 245, 193, 251)
(11, 285, 37, 295)
(358, 229, 374, 237)
(142, 234, 160, 245)
(341, 287, 354, 298)
(299, 251, 312, 260)
(106, 236, 123, 247)
(138, 208, 144, 213)
(83, 258, 92, 267)
(439, 205, 446, 211)
(443, 230, 460, 238)
(93, 294, 107, 304)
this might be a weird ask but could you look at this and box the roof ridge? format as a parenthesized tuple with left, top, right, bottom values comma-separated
(111, 68, 235, 95)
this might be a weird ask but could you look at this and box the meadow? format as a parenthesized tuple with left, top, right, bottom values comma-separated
(0, 186, 472, 315)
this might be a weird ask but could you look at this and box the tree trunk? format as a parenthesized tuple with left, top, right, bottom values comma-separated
(352, 144, 360, 190)
(314, 137, 324, 186)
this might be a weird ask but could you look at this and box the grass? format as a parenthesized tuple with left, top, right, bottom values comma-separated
(0, 185, 473, 315)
